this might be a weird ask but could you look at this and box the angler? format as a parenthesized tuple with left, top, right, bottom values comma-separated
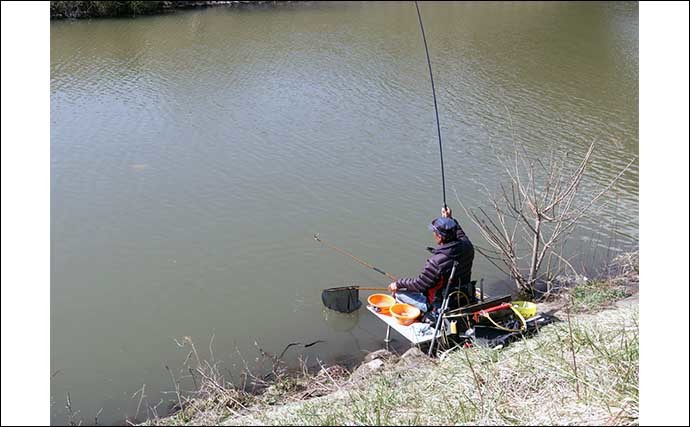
(388, 206, 475, 322)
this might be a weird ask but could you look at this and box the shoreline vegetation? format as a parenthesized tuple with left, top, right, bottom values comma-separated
(50, 1, 292, 19)
(130, 251, 639, 426)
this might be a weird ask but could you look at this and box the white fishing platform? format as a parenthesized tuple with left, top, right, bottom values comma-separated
(366, 285, 490, 346)
(366, 305, 439, 346)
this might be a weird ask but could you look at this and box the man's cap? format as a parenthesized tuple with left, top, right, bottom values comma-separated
(428, 217, 457, 238)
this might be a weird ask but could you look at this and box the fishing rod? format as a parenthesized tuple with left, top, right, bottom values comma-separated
(414, 0, 447, 209)
(314, 234, 397, 281)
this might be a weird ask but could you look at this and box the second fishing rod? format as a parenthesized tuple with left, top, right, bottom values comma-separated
(415, 0, 448, 211)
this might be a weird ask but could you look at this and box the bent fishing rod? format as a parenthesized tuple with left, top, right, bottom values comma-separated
(415, 0, 447, 210)
(314, 234, 397, 281)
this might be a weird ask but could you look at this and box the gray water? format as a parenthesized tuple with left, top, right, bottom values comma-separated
(51, 2, 638, 424)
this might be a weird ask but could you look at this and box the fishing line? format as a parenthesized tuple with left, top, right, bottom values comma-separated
(414, 0, 447, 209)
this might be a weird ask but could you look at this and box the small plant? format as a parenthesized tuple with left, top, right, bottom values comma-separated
(570, 280, 630, 312)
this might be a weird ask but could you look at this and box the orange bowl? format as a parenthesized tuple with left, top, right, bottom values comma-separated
(368, 293, 396, 315)
(390, 303, 421, 326)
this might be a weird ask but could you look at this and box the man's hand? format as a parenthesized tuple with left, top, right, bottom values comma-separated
(388, 282, 398, 294)
(441, 206, 452, 218)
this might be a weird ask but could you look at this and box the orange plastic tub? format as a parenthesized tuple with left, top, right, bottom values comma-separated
(390, 303, 421, 326)
(368, 293, 396, 315)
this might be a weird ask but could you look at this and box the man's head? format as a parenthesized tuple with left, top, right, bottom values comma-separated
(428, 217, 458, 244)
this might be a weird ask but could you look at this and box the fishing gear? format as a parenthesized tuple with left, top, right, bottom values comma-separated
(322, 286, 380, 314)
(315, 234, 403, 313)
(428, 261, 459, 356)
(414, 0, 447, 209)
(321, 284, 409, 314)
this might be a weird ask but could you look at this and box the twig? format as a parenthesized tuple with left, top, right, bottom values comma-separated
(65, 392, 76, 426)
(134, 384, 146, 421)
(566, 301, 581, 399)
(94, 408, 103, 426)
(463, 348, 484, 415)
(165, 365, 184, 411)
(317, 360, 342, 391)
(209, 333, 215, 363)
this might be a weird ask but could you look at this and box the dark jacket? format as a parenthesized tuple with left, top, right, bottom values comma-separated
(396, 219, 474, 310)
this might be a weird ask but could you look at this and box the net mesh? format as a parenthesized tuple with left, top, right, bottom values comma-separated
(321, 286, 362, 313)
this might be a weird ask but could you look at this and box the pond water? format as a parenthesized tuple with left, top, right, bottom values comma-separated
(51, 2, 638, 424)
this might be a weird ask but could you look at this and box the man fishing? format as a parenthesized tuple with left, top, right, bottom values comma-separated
(388, 206, 475, 320)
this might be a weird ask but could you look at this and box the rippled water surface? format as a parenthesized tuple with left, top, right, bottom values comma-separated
(51, 2, 638, 424)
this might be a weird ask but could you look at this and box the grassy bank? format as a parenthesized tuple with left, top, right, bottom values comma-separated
(144, 252, 639, 426)
(50, 1, 286, 19)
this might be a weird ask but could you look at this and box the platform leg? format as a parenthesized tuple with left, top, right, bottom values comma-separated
(384, 325, 391, 343)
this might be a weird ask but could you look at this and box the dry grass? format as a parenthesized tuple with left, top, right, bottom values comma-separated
(144, 253, 639, 426)
(605, 251, 639, 287)
(221, 302, 638, 426)
(142, 344, 351, 426)
(144, 299, 638, 426)
(569, 251, 638, 313)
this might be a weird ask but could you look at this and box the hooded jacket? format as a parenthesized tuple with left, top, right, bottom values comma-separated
(396, 219, 474, 310)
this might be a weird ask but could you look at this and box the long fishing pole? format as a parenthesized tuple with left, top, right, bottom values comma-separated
(314, 234, 398, 281)
(414, 0, 447, 209)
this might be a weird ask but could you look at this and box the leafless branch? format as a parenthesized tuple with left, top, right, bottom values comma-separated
(458, 132, 633, 297)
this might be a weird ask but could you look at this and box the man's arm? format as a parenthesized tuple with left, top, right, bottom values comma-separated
(395, 257, 442, 293)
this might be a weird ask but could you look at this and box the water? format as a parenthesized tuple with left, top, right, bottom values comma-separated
(51, 2, 638, 424)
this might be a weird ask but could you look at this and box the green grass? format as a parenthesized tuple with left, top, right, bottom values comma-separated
(570, 280, 631, 313)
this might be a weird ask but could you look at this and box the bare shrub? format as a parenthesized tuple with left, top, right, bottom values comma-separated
(459, 135, 635, 298)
